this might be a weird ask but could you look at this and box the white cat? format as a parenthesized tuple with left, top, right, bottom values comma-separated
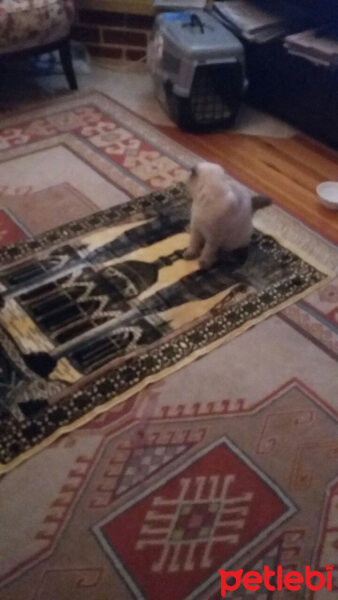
(184, 162, 271, 269)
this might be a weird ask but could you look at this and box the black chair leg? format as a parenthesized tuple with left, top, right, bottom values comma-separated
(59, 38, 78, 91)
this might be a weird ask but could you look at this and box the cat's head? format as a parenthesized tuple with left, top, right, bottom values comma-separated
(186, 162, 226, 197)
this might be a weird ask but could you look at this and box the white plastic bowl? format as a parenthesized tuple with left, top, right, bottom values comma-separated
(316, 181, 338, 210)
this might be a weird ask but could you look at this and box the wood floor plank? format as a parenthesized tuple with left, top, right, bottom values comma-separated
(159, 125, 338, 244)
(252, 137, 338, 183)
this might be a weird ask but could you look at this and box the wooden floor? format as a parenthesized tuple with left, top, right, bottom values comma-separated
(159, 125, 338, 245)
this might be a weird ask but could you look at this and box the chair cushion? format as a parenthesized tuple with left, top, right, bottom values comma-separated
(0, 0, 75, 54)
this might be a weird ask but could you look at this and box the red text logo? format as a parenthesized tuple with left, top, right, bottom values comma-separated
(219, 564, 334, 596)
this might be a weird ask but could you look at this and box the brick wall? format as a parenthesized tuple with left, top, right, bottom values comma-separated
(72, 10, 154, 60)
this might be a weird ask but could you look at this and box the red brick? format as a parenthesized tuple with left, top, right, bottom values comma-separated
(126, 14, 154, 30)
(71, 25, 100, 44)
(103, 29, 147, 47)
(126, 49, 146, 61)
(79, 9, 125, 27)
(87, 45, 123, 59)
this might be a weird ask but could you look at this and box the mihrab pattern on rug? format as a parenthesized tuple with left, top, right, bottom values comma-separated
(0, 184, 329, 471)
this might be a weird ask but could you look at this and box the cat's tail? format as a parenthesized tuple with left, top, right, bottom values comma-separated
(251, 195, 272, 212)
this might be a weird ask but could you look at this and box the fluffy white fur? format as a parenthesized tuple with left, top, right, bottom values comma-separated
(185, 162, 255, 269)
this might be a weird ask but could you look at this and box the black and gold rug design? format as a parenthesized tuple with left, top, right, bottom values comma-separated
(0, 186, 328, 471)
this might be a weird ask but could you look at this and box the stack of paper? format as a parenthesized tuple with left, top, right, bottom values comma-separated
(213, 0, 305, 43)
(284, 28, 338, 67)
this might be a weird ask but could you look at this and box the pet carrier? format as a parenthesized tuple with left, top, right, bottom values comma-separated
(147, 10, 246, 131)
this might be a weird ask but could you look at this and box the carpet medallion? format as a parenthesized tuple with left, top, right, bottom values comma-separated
(94, 436, 296, 600)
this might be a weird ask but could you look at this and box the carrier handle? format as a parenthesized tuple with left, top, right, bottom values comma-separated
(183, 13, 205, 34)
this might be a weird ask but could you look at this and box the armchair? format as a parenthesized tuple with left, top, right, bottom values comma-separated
(0, 0, 78, 90)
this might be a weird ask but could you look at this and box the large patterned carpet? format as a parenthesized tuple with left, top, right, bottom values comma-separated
(0, 90, 337, 600)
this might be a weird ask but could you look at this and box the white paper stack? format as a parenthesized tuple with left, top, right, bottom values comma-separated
(284, 28, 338, 67)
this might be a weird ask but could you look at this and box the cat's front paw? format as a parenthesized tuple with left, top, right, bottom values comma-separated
(184, 248, 200, 260)
(199, 257, 215, 270)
